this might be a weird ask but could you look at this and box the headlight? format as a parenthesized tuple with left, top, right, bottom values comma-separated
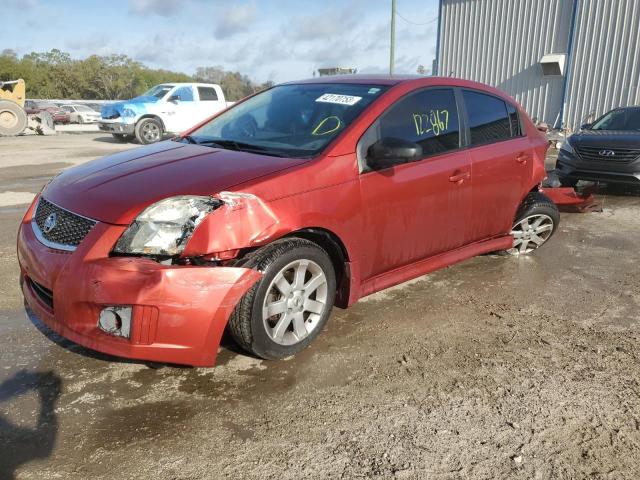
(559, 140, 575, 155)
(113, 196, 222, 256)
(122, 108, 136, 118)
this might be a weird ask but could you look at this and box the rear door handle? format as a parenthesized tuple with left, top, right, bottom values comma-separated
(449, 171, 470, 184)
(516, 153, 530, 164)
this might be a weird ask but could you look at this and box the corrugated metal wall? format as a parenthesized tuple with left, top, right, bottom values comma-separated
(564, 0, 640, 129)
(438, 0, 573, 125)
(438, 0, 640, 130)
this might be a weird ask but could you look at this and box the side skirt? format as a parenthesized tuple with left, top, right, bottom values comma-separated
(359, 235, 513, 298)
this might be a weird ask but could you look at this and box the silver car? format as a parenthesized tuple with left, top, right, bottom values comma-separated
(61, 104, 101, 124)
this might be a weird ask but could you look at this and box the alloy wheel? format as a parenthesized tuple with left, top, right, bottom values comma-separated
(262, 259, 328, 346)
(509, 214, 554, 254)
(142, 122, 160, 142)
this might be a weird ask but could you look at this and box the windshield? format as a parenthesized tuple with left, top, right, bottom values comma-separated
(142, 85, 174, 101)
(76, 105, 94, 112)
(186, 83, 388, 157)
(591, 108, 640, 131)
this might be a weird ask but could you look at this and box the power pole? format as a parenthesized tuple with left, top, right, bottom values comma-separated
(389, 0, 396, 75)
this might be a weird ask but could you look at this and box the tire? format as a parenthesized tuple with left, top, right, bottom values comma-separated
(77, 116, 84, 124)
(135, 117, 163, 144)
(558, 176, 578, 188)
(507, 192, 560, 255)
(0, 100, 28, 136)
(112, 133, 135, 142)
(228, 238, 337, 360)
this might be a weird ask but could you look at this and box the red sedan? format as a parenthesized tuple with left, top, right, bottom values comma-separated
(24, 100, 70, 124)
(18, 75, 558, 366)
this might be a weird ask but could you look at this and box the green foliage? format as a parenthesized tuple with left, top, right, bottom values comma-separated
(0, 49, 271, 101)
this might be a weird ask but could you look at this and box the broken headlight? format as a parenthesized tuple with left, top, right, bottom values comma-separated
(113, 196, 221, 256)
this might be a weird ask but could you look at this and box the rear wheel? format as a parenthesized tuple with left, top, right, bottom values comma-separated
(228, 238, 336, 360)
(0, 100, 28, 136)
(135, 117, 163, 144)
(507, 192, 560, 255)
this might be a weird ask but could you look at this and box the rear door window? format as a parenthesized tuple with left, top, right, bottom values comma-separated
(198, 87, 219, 101)
(374, 88, 460, 162)
(463, 90, 512, 145)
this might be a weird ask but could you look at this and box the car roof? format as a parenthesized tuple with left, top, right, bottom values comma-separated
(281, 75, 517, 103)
(284, 74, 422, 86)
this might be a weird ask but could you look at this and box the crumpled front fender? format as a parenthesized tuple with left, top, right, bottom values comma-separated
(183, 192, 292, 257)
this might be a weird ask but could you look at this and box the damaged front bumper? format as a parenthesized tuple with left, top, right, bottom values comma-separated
(98, 119, 135, 135)
(17, 201, 262, 367)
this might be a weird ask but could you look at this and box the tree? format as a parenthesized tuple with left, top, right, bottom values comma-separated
(0, 49, 266, 101)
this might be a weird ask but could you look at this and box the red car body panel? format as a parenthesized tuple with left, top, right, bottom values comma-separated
(18, 76, 548, 366)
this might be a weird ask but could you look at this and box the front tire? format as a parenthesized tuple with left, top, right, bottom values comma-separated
(228, 238, 336, 360)
(135, 117, 163, 144)
(507, 192, 560, 255)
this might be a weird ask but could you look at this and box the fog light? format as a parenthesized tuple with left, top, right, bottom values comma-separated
(98, 306, 132, 338)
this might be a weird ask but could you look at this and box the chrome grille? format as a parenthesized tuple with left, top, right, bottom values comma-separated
(32, 198, 97, 251)
(576, 146, 640, 163)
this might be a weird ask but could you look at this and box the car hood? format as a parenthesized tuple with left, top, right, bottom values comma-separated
(570, 129, 640, 148)
(43, 141, 307, 225)
(101, 96, 158, 119)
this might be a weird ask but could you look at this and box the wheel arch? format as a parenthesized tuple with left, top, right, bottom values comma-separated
(284, 227, 352, 309)
(136, 114, 165, 131)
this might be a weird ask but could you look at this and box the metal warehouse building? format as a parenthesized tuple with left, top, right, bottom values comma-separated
(434, 0, 640, 130)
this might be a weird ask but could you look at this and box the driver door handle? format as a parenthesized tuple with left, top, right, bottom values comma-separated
(449, 171, 471, 184)
(516, 153, 530, 164)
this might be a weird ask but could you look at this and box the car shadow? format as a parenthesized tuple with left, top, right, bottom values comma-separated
(0, 370, 61, 480)
(92, 135, 136, 144)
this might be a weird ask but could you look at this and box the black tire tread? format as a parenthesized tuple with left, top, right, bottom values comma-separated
(515, 191, 559, 222)
(227, 238, 334, 356)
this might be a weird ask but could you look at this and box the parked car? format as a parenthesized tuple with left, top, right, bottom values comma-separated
(557, 106, 640, 186)
(61, 104, 101, 124)
(98, 83, 232, 144)
(24, 100, 70, 124)
(18, 75, 559, 367)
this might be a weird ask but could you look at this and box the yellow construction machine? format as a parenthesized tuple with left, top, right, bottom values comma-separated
(0, 79, 54, 136)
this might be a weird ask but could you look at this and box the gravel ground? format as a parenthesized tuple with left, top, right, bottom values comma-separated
(0, 134, 639, 479)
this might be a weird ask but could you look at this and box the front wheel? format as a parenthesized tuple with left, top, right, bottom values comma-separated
(228, 238, 336, 360)
(135, 117, 163, 144)
(507, 192, 560, 255)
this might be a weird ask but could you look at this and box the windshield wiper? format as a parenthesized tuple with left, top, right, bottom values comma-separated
(197, 138, 287, 157)
(180, 135, 199, 144)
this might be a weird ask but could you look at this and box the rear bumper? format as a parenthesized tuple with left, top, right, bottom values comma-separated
(98, 120, 135, 135)
(18, 201, 261, 367)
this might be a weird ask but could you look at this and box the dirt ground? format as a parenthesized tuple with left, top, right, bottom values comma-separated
(1, 133, 639, 480)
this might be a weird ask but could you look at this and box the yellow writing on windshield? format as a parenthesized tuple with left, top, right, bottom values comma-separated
(412, 109, 449, 137)
(311, 116, 342, 135)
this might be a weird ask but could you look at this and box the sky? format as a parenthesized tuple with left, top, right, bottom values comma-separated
(1, 0, 439, 84)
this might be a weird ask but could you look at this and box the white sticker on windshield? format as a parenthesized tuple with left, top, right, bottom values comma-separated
(316, 93, 362, 106)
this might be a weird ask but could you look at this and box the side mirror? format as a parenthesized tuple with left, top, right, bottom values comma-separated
(168, 95, 181, 103)
(580, 122, 591, 130)
(366, 137, 422, 170)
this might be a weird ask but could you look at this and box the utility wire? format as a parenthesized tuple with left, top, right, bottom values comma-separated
(396, 10, 438, 26)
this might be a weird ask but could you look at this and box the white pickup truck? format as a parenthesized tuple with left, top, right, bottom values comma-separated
(99, 83, 232, 144)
